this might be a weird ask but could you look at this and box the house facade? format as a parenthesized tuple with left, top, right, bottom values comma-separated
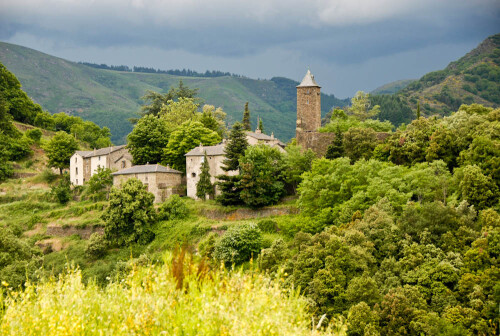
(70, 145, 133, 185)
(111, 164, 184, 203)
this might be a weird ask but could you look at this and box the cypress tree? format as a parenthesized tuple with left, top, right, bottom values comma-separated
(325, 127, 344, 159)
(242, 102, 251, 131)
(258, 117, 264, 133)
(196, 151, 214, 200)
(416, 102, 421, 119)
(216, 122, 248, 205)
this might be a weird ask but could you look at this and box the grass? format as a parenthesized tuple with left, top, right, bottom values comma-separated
(0, 253, 346, 335)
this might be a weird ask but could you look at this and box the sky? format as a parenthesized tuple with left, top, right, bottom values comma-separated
(1, 0, 499, 98)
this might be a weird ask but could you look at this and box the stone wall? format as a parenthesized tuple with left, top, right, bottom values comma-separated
(46, 224, 104, 239)
(199, 206, 299, 221)
(296, 130, 336, 157)
(186, 154, 237, 199)
(108, 148, 133, 171)
(113, 171, 183, 203)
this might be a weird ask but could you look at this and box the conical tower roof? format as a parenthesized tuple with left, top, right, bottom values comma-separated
(297, 69, 320, 88)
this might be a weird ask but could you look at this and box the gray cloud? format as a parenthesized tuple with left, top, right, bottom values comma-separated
(0, 0, 499, 96)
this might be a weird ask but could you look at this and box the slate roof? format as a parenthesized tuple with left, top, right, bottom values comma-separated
(246, 132, 286, 147)
(185, 143, 226, 157)
(297, 69, 320, 88)
(83, 145, 127, 158)
(111, 164, 182, 175)
(74, 151, 92, 157)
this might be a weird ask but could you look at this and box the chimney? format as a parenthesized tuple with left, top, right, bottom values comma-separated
(93, 148, 96, 154)
(200, 142, 203, 148)
(255, 127, 261, 134)
(271, 132, 274, 139)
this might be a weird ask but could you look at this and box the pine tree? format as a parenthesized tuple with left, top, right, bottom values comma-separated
(325, 127, 344, 159)
(216, 122, 248, 205)
(416, 102, 421, 119)
(221, 122, 248, 172)
(258, 117, 264, 133)
(196, 152, 214, 200)
(242, 102, 251, 131)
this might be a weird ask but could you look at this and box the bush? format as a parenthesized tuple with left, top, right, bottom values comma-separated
(25, 128, 42, 143)
(158, 195, 190, 221)
(85, 233, 108, 259)
(198, 232, 218, 260)
(257, 219, 278, 233)
(40, 169, 59, 184)
(214, 223, 262, 265)
(50, 174, 71, 204)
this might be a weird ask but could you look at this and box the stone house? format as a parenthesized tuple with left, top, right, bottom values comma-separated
(111, 164, 184, 203)
(185, 130, 286, 200)
(70, 145, 132, 185)
(245, 129, 286, 152)
(185, 143, 238, 199)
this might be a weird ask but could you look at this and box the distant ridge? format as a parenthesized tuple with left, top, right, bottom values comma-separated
(0, 42, 349, 144)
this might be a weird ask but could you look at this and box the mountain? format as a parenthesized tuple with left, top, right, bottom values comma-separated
(399, 33, 500, 115)
(0, 42, 348, 144)
(371, 79, 415, 95)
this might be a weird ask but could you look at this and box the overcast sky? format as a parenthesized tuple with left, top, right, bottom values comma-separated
(1, 0, 499, 97)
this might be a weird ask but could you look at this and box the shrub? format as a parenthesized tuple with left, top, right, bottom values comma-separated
(257, 219, 278, 233)
(214, 223, 262, 265)
(25, 128, 42, 143)
(102, 178, 156, 246)
(85, 233, 108, 259)
(158, 195, 190, 221)
(40, 169, 58, 184)
(258, 238, 289, 273)
(50, 174, 71, 204)
(198, 232, 218, 260)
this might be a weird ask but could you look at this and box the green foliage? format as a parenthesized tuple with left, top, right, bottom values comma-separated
(25, 128, 42, 143)
(215, 175, 243, 206)
(214, 223, 262, 265)
(348, 91, 381, 121)
(0, 158, 13, 182)
(197, 232, 218, 260)
(457, 165, 499, 210)
(0, 227, 42, 289)
(83, 167, 113, 201)
(196, 152, 214, 200)
(221, 122, 248, 172)
(102, 178, 156, 246)
(44, 131, 79, 174)
(199, 104, 227, 138)
(343, 127, 377, 162)
(33, 111, 55, 130)
(163, 120, 221, 172)
(157, 195, 190, 221)
(0, 62, 43, 125)
(282, 143, 316, 193)
(85, 233, 108, 259)
(127, 114, 170, 165)
(257, 219, 278, 233)
(140, 80, 200, 117)
(325, 128, 344, 160)
(258, 238, 289, 273)
(239, 145, 285, 208)
(242, 102, 251, 130)
(50, 174, 71, 204)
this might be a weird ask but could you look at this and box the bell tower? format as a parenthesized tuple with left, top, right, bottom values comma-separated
(296, 69, 321, 138)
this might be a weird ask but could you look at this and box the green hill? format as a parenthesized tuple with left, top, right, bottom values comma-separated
(371, 79, 415, 95)
(399, 33, 500, 115)
(0, 42, 348, 144)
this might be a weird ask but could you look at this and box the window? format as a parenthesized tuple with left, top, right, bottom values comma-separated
(99, 156, 101, 161)
(76, 179, 78, 184)
(75, 157, 77, 163)
(192, 172, 196, 177)
(76, 167, 78, 175)
(121, 160, 126, 168)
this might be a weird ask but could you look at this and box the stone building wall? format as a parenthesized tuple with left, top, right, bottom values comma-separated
(186, 155, 236, 199)
(296, 131, 336, 157)
(113, 171, 183, 203)
(107, 148, 132, 171)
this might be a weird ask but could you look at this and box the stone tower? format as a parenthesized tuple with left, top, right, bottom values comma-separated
(296, 69, 321, 138)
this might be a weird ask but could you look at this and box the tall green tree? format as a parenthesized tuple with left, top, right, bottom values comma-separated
(127, 114, 170, 165)
(325, 127, 344, 160)
(139, 80, 200, 117)
(196, 152, 214, 200)
(343, 127, 377, 162)
(349, 91, 380, 121)
(45, 131, 79, 174)
(216, 122, 248, 205)
(102, 178, 156, 246)
(163, 120, 220, 172)
(239, 145, 285, 208)
(258, 117, 264, 133)
(242, 102, 251, 131)
(282, 144, 315, 193)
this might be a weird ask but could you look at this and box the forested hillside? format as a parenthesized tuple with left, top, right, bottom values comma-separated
(0, 42, 348, 143)
(400, 33, 500, 115)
